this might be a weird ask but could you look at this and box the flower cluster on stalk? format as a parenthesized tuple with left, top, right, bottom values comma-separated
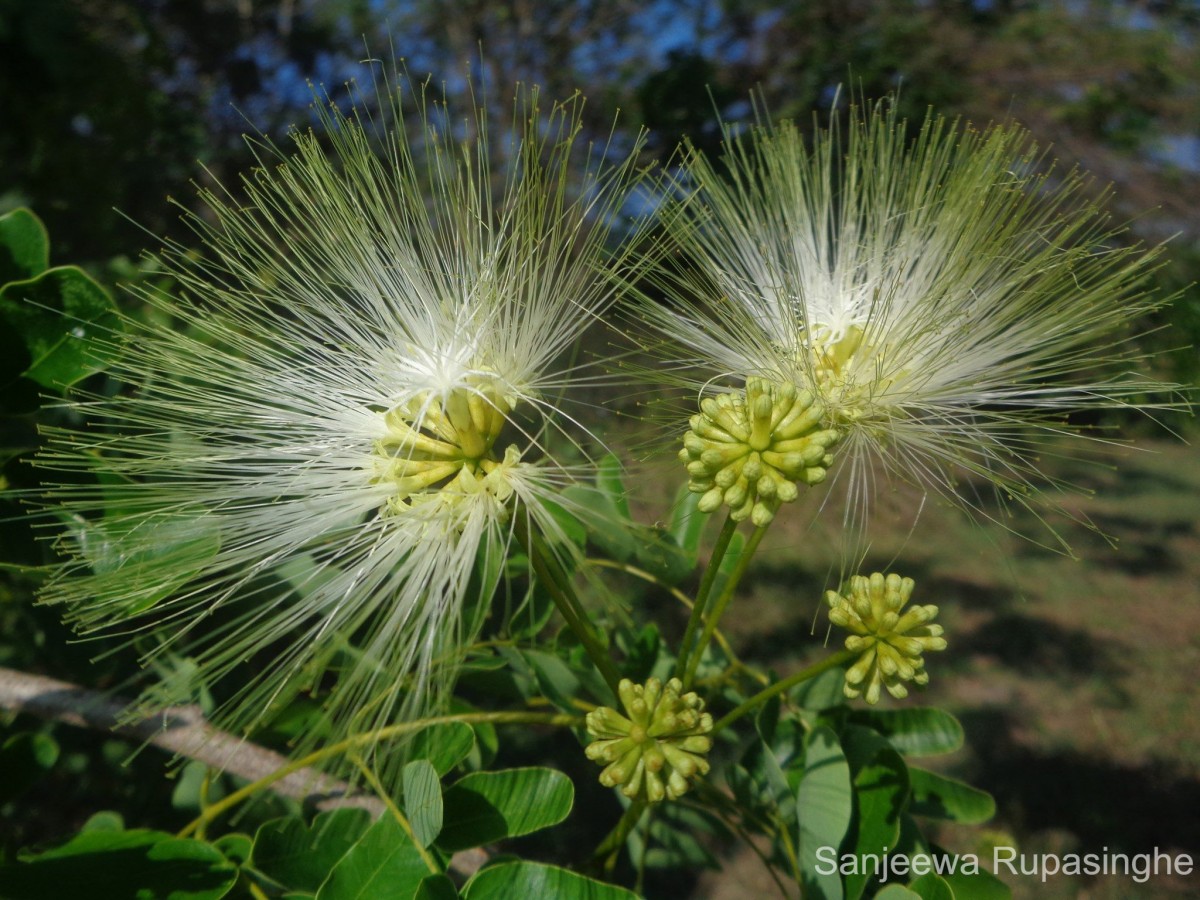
(680, 377, 840, 525)
(37, 80, 652, 784)
(585, 678, 714, 803)
(640, 100, 1179, 550)
(827, 573, 947, 703)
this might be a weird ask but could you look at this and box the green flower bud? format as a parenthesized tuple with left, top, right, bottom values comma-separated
(826, 573, 947, 704)
(679, 377, 839, 524)
(585, 677, 714, 803)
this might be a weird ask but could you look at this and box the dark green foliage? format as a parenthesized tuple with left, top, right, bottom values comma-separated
(0, 827, 239, 900)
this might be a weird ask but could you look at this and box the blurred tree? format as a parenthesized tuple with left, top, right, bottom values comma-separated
(0, 0, 1196, 375)
(625, 0, 1200, 383)
(0, 0, 368, 263)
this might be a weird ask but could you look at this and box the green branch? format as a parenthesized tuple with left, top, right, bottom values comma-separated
(712, 650, 854, 733)
(177, 710, 582, 838)
(674, 513, 739, 680)
(683, 523, 768, 687)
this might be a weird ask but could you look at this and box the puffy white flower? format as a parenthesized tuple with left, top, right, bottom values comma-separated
(37, 80, 648, 775)
(639, 100, 1181, 550)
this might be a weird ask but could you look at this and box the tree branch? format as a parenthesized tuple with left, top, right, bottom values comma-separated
(0, 666, 489, 875)
(0, 665, 382, 812)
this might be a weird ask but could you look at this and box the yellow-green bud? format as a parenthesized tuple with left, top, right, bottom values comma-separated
(373, 375, 522, 513)
(585, 677, 713, 803)
(679, 377, 839, 525)
(827, 573, 947, 704)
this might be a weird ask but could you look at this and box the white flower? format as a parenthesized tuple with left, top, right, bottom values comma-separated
(37, 79, 648, 775)
(639, 100, 1180, 550)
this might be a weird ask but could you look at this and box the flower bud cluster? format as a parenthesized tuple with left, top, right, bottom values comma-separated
(827, 573, 947, 704)
(375, 377, 520, 513)
(585, 677, 713, 803)
(680, 377, 840, 525)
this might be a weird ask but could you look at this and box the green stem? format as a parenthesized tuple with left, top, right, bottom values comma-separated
(674, 513, 739, 681)
(351, 752, 440, 874)
(683, 523, 769, 687)
(586, 558, 763, 684)
(176, 710, 581, 838)
(510, 509, 623, 696)
(526, 536, 623, 697)
(712, 650, 855, 733)
(592, 797, 647, 871)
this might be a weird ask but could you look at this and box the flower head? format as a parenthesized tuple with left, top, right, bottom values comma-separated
(585, 677, 714, 803)
(679, 376, 841, 525)
(827, 572, 946, 703)
(639, 99, 1180, 550)
(37, 77, 649, 780)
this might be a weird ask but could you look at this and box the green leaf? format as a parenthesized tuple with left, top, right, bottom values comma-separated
(315, 815, 431, 900)
(469, 719, 499, 769)
(212, 834, 252, 867)
(436, 767, 573, 852)
(0, 731, 59, 805)
(709, 529, 746, 600)
(463, 861, 638, 899)
(541, 497, 588, 549)
(792, 666, 849, 711)
(408, 722, 475, 776)
(615, 623, 665, 683)
(403, 760, 444, 848)
(252, 809, 373, 893)
(630, 526, 694, 586)
(81, 811, 125, 833)
(668, 486, 705, 566)
(638, 802, 724, 870)
(907, 873, 955, 900)
(0, 265, 121, 389)
(891, 814, 935, 874)
(0, 208, 49, 283)
(520, 647, 584, 711)
(566, 469, 692, 582)
(172, 760, 225, 812)
(841, 727, 911, 900)
(596, 453, 631, 519)
(0, 829, 237, 900)
(797, 726, 852, 900)
(68, 511, 222, 615)
(848, 707, 964, 757)
(875, 886, 922, 900)
(749, 711, 801, 812)
(563, 484, 639, 562)
(939, 869, 1011, 900)
(415, 874, 459, 899)
(908, 767, 995, 824)
(277, 552, 343, 598)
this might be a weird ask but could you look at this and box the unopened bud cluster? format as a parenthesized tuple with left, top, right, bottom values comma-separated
(375, 377, 521, 513)
(680, 378, 840, 525)
(585, 677, 713, 803)
(827, 573, 947, 704)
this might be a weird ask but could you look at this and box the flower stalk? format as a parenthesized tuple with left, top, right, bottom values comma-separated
(523, 529, 624, 697)
(673, 513, 739, 680)
(683, 523, 769, 687)
(711, 650, 856, 733)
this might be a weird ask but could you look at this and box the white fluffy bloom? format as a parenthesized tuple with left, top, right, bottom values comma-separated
(641, 101, 1180, 549)
(37, 80, 647, 771)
